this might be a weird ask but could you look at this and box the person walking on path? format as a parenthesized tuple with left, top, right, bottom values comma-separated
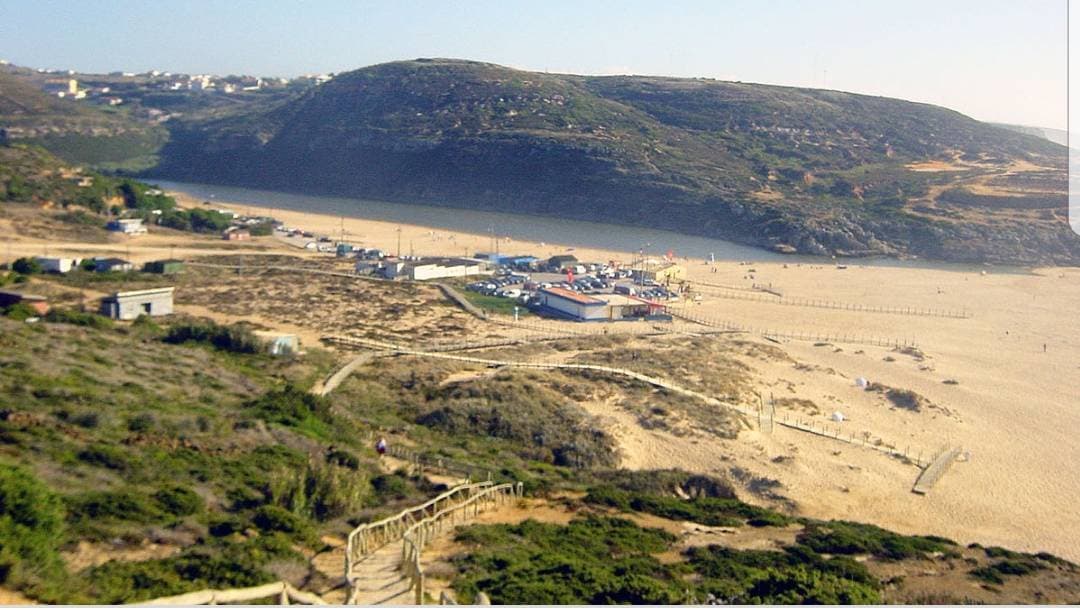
(375, 437, 387, 457)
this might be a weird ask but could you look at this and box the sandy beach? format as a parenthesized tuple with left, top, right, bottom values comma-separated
(7, 189, 1059, 561)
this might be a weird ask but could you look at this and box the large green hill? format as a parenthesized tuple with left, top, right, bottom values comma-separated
(149, 59, 1078, 265)
(5, 59, 1076, 264)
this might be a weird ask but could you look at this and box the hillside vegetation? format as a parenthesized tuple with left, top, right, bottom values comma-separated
(150, 59, 1078, 265)
(0, 70, 167, 171)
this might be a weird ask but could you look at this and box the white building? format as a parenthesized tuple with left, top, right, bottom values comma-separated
(536, 287, 609, 321)
(107, 218, 147, 235)
(35, 257, 81, 274)
(380, 257, 485, 281)
(100, 287, 174, 320)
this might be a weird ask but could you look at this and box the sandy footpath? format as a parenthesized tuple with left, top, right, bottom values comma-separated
(139, 192, 1078, 561)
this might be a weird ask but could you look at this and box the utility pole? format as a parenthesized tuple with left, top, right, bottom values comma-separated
(396, 226, 402, 258)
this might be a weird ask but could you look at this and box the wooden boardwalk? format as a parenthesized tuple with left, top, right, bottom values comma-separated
(912, 447, 962, 494)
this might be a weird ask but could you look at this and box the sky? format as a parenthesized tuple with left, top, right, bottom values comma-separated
(0, 0, 1068, 129)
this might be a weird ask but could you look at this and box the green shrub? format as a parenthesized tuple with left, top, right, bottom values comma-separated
(970, 558, 1046, 584)
(126, 413, 155, 432)
(245, 385, 329, 427)
(452, 516, 684, 604)
(326, 448, 360, 470)
(81, 535, 298, 603)
(797, 520, 954, 560)
(2, 302, 37, 321)
(251, 505, 309, 537)
(585, 486, 792, 528)
(371, 473, 410, 501)
(265, 461, 369, 521)
(164, 320, 263, 354)
(208, 515, 245, 537)
(153, 486, 203, 517)
(688, 544, 880, 604)
(44, 308, 113, 329)
(0, 465, 66, 594)
(76, 444, 131, 472)
(11, 258, 41, 275)
(417, 374, 617, 468)
(69, 411, 101, 429)
(67, 489, 164, 524)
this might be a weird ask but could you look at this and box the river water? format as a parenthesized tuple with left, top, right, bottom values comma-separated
(152, 179, 995, 271)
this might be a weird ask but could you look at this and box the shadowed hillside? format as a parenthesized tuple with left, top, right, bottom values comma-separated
(149, 59, 1078, 265)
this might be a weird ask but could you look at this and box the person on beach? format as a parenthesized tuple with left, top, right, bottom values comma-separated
(375, 437, 387, 457)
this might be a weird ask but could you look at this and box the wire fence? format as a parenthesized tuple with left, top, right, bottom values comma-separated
(685, 280, 970, 319)
(667, 306, 919, 349)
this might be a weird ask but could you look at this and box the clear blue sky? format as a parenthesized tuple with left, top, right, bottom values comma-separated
(0, 0, 1067, 128)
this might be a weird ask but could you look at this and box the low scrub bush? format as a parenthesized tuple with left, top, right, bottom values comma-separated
(152, 486, 204, 517)
(265, 460, 369, 521)
(585, 486, 792, 528)
(797, 520, 955, 560)
(452, 516, 685, 604)
(688, 544, 880, 604)
(245, 385, 330, 428)
(418, 374, 617, 469)
(80, 534, 299, 603)
(67, 489, 165, 525)
(44, 308, 113, 329)
(76, 444, 132, 472)
(0, 465, 66, 596)
(164, 320, 262, 354)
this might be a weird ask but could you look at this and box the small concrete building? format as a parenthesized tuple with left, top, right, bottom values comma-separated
(537, 286, 608, 321)
(546, 254, 579, 271)
(0, 290, 49, 315)
(144, 259, 184, 274)
(223, 228, 251, 241)
(381, 257, 485, 281)
(253, 331, 299, 356)
(107, 218, 147, 235)
(406, 258, 485, 281)
(35, 257, 80, 274)
(631, 262, 686, 285)
(93, 257, 134, 273)
(100, 287, 174, 320)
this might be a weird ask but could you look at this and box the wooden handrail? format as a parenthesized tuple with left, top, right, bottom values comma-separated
(132, 581, 326, 605)
(399, 482, 524, 605)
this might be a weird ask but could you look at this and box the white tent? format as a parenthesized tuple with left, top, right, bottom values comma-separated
(831, 411, 846, 422)
(855, 377, 869, 389)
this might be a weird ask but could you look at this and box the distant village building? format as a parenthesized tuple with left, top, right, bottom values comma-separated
(223, 228, 251, 241)
(107, 218, 147, 235)
(143, 259, 184, 274)
(0, 290, 49, 316)
(93, 258, 133, 273)
(100, 287, 174, 320)
(34, 257, 80, 274)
